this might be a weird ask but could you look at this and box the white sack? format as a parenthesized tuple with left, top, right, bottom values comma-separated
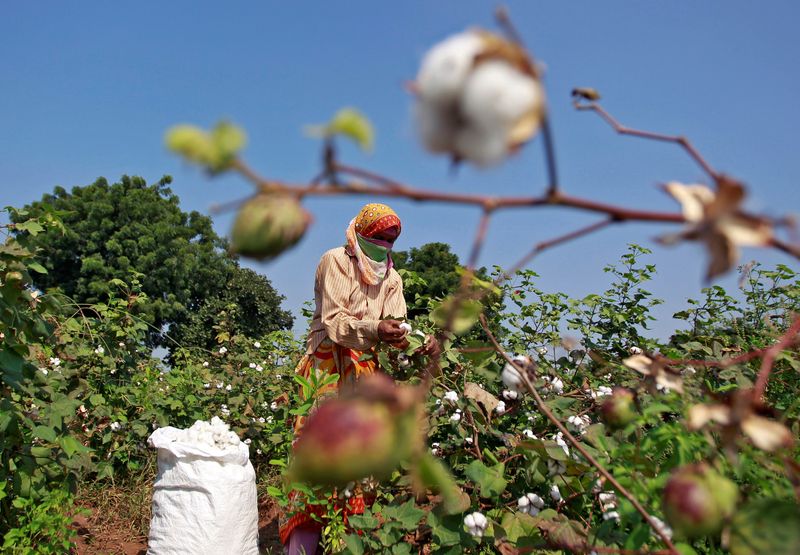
(147, 426, 259, 555)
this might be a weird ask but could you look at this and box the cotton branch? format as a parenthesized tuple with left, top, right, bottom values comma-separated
(573, 100, 719, 182)
(479, 314, 680, 555)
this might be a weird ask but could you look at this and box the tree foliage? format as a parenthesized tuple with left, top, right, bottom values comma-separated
(13, 175, 292, 352)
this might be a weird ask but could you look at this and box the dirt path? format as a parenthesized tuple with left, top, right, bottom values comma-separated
(71, 495, 284, 554)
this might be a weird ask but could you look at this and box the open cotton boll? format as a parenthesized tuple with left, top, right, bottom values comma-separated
(414, 99, 459, 154)
(460, 60, 544, 135)
(454, 124, 509, 166)
(417, 31, 483, 104)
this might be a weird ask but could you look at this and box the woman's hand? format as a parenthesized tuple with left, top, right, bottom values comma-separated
(417, 334, 441, 358)
(378, 319, 408, 347)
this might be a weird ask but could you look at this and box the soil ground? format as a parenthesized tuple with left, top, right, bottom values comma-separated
(71, 494, 284, 554)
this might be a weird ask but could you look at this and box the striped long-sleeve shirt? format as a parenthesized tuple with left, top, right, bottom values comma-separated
(306, 246, 407, 354)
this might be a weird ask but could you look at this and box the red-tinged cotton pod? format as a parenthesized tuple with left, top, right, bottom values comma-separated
(663, 464, 739, 539)
(599, 388, 638, 429)
(289, 398, 403, 486)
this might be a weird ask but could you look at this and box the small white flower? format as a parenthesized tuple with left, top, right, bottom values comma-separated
(256, 365, 263, 372)
(253, 341, 261, 348)
(110, 421, 121, 431)
(94, 346, 105, 355)
(450, 410, 462, 423)
(258, 417, 266, 423)
(443, 390, 459, 403)
(249, 362, 257, 369)
(225, 384, 232, 391)
(202, 361, 209, 368)
(49, 357, 61, 367)
(495, 401, 506, 414)
(550, 484, 562, 502)
(216, 382, 224, 389)
(218, 346, 227, 355)
(203, 383, 210, 389)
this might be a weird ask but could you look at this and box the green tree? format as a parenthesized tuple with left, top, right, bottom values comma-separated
(14, 175, 292, 352)
(168, 266, 294, 355)
(393, 242, 463, 303)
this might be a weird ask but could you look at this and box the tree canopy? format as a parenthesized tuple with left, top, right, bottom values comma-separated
(15, 175, 293, 351)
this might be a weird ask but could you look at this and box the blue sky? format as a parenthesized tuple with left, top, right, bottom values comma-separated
(2, 2, 799, 338)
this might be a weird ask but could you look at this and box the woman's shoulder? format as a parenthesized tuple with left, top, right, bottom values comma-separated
(318, 246, 353, 272)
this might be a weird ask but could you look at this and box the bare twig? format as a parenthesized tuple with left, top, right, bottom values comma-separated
(574, 101, 718, 182)
(479, 314, 679, 554)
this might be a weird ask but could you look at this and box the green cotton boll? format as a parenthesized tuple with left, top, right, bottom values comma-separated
(230, 195, 312, 260)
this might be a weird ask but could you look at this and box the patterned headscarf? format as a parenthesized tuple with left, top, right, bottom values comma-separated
(345, 203, 402, 285)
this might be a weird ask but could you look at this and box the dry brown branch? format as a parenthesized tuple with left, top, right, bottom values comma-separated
(574, 101, 718, 181)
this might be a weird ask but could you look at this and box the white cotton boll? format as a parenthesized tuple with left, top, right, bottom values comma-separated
(397, 353, 411, 368)
(603, 511, 621, 522)
(460, 60, 544, 131)
(517, 495, 530, 510)
(527, 493, 545, 509)
(471, 511, 487, 529)
(495, 401, 506, 414)
(502, 389, 518, 400)
(550, 485, 562, 502)
(450, 411, 462, 423)
(454, 124, 509, 167)
(417, 32, 483, 104)
(399, 322, 413, 333)
(522, 429, 537, 440)
(598, 492, 616, 504)
(463, 513, 476, 529)
(414, 100, 458, 152)
(443, 390, 459, 403)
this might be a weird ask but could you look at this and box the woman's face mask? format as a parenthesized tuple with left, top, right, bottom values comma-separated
(357, 234, 392, 262)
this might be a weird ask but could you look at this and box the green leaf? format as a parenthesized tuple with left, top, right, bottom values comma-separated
(307, 107, 374, 151)
(384, 498, 425, 530)
(32, 425, 57, 443)
(27, 262, 48, 274)
(427, 512, 463, 547)
(499, 511, 541, 544)
(415, 453, 469, 514)
(623, 522, 650, 550)
(348, 513, 380, 530)
(59, 436, 87, 457)
(431, 297, 483, 335)
(342, 533, 365, 555)
(465, 460, 507, 498)
(729, 499, 800, 555)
